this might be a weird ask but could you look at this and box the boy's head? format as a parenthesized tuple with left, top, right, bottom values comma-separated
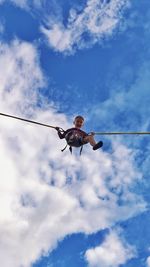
(73, 115, 84, 129)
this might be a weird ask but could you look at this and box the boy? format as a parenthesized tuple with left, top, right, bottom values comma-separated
(56, 115, 103, 151)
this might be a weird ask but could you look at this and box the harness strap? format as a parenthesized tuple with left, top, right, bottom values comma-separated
(61, 144, 68, 152)
(80, 145, 83, 155)
(69, 146, 72, 154)
(61, 144, 73, 154)
(61, 144, 83, 155)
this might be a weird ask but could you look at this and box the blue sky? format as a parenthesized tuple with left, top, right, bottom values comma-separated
(1, 1, 150, 267)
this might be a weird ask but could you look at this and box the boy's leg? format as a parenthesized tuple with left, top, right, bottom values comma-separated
(83, 135, 103, 150)
(84, 135, 96, 146)
(93, 141, 103, 150)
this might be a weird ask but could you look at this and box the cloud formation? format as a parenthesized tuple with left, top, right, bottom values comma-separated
(41, 0, 130, 54)
(85, 230, 136, 267)
(0, 39, 146, 267)
(0, 39, 45, 114)
(0, 0, 26, 8)
(147, 256, 150, 267)
(0, 0, 130, 54)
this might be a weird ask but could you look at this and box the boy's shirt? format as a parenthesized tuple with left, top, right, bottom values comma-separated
(58, 127, 88, 139)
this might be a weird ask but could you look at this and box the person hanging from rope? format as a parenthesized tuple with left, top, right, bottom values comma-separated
(56, 115, 103, 154)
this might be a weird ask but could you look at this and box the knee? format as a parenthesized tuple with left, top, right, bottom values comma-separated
(84, 135, 92, 142)
(84, 136, 90, 143)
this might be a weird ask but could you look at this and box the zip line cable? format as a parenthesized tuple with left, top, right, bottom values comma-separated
(94, 132, 150, 135)
(0, 112, 56, 129)
(0, 112, 150, 135)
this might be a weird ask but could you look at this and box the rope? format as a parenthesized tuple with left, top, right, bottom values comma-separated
(0, 112, 57, 129)
(0, 112, 150, 135)
(94, 132, 150, 135)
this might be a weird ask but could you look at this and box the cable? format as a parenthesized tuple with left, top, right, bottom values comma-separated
(0, 112, 57, 129)
(94, 132, 150, 135)
(0, 112, 150, 135)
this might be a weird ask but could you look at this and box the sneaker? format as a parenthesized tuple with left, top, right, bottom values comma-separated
(93, 141, 103, 150)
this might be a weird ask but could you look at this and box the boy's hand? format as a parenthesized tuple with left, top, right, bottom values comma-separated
(55, 127, 65, 133)
(89, 132, 95, 136)
(55, 127, 60, 131)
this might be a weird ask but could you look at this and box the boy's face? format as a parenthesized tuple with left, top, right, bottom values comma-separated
(74, 118, 84, 128)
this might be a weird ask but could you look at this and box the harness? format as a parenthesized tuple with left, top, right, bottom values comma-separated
(61, 128, 86, 155)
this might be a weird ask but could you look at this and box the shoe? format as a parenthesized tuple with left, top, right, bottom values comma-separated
(93, 141, 103, 150)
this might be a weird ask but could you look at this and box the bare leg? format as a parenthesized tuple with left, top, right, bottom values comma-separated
(84, 135, 96, 147)
(84, 134, 103, 150)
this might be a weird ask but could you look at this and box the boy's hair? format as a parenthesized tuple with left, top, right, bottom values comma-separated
(74, 115, 84, 121)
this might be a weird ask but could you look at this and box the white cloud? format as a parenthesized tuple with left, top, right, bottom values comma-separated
(11, 0, 28, 8)
(146, 256, 150, 267)
(41, 0, 130, 54)
(85, 230, 136, 267)
(0, 39, 146, 267)
(0, 39, 45, 113)
(0, 0, 33, 9)
(0, 0, 130, 54)
(0, 0, 50, 11)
